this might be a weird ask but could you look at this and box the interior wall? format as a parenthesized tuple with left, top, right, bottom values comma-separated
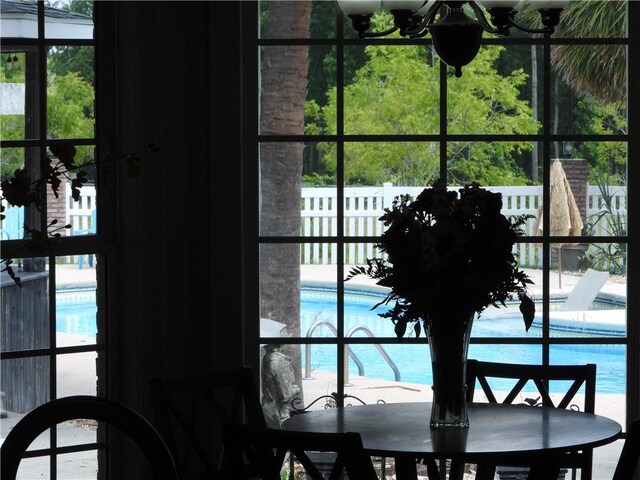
(95, 2, 247, 477)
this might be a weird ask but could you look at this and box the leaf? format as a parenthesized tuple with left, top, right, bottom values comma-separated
(413, 321, 422, 338)
(519, 294, 535, 331)
(49, 143, 77, 170)
(394, 319, 407, 338)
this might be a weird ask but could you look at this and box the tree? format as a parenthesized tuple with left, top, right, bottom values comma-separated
(47, 0, 94, 85)
(1, 66, 95, 180)
(259, 1, 312, 401)
(550, 0, 626, 104)
(307, 41, 538, 186)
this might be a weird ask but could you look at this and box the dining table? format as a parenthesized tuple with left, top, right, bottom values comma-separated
(281, 401, 622, 480)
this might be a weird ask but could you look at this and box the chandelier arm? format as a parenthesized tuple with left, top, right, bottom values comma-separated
(423, 1, 444, 24)
(407, 30, 430, 38)
(404, 0, 443, 35)
(359, 26, 400, 38)
(466, 1, 500, 34)
(507, 18, 554, 35)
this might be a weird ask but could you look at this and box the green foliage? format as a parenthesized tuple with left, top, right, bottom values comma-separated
(306, 34, 538, 187)
(1, 63, 95, 181)
(574, 99, 627, 179)
(583, 172, 626, 274)
(47, 72, 95, 163)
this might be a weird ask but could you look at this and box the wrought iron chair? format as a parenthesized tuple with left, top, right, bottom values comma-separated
(291, 391, 389, 477)
(221, 420, 378, 480)
(150, 366, 266, 480)
(0, 395, 178, 480)
(612, 418, 640, 480)
(449, 359, 596, 480)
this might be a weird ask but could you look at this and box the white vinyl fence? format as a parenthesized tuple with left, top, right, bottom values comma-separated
(300, 183, 627, 269)
(0, 183, 628, 270)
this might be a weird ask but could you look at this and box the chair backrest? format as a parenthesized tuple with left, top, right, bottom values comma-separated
(0, 395, 178, 480)
(466, 359, 596, 412)
(560, 268, 609, 312)
(221, 421, 378, 480)
(612, 419, 640, 480)
(150, 366, 266, 479)
(465, 359, 597, 480)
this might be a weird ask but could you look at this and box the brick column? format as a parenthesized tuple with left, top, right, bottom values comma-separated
(46, 177, 68, 235)
(558, 158, 588, 228)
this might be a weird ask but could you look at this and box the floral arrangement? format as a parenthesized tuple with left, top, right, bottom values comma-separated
(346, 180, 535, 338)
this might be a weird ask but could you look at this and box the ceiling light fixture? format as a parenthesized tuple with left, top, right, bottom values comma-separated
(337, 0, 569, 77)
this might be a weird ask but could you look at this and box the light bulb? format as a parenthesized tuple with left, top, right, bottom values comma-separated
(529, 0, 570, 9)
(382, 0, 425, 11)
(337, 0, 381, 15)
(477, 0, 521, 8)
(417, 0, 438, 14)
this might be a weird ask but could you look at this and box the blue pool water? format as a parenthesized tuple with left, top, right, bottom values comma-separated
(300, 287, 626, 395)
(56, 287, 626, 394)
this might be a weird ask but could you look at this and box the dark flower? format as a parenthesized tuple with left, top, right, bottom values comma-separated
(346, 180, 535, 337)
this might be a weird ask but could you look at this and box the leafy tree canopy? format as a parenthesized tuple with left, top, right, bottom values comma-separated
(1, 61, 95, 180)
(306, 32, 538, 187)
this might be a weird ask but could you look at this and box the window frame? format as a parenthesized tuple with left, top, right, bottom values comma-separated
(251, 0, 639, 432)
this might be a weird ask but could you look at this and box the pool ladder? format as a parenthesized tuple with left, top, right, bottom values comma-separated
(303, 320, 401, 385)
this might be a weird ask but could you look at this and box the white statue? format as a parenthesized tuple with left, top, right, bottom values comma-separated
(261, 343, 301, 429)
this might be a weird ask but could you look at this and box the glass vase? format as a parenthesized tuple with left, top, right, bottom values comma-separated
(426, 311, 475, 429)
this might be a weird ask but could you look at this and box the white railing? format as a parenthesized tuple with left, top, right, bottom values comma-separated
(0, 183, 628, 270)
(66, 184, 96, 234)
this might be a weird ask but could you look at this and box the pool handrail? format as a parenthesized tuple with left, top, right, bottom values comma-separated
(303, 320, 401, 385)
(303, 321, 365, 382)
(346, 325, 401, 382)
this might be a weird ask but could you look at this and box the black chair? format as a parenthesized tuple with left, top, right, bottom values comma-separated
(449, 359, 596, 480)
(221, 420, 378, 480)
(612, 418, 640, 480)
(0, 395, 178, 480)
(150, 366, 266, 479)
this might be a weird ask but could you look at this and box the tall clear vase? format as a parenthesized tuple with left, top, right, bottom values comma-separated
(426, 311, 475, 429)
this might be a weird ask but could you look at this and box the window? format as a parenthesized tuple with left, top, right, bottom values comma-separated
(255, 0, 636, 472)
(0, 1, 102, 477)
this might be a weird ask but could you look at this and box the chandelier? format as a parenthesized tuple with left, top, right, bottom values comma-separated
(337, 0, 569, 77)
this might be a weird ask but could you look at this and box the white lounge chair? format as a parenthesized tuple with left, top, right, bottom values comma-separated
(560, 268, 609, 312)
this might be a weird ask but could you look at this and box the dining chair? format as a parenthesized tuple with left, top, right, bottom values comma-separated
(449, 359, 596, 480)
(149, 365, 267, 479)
(0, 395, 178, 480)
(612, 418, 640, 480)
(221, 420, 379, 480)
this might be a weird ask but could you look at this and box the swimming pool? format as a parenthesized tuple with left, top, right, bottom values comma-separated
(56, 286, 626, 394)
(300, 286, 626, 395)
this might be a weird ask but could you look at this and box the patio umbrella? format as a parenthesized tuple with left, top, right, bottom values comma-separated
(535, 160, 584, 288)
(260, 318, 287, 346)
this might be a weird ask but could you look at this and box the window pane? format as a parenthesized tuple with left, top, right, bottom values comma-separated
(47, 45, 95, 139)
(345, 141, 439, 189)
(259, 46, 315, 136)
(1, 356, 50, 413)
(1, 1, 39, 39)
(259, 1, 335, 40)
(448, 44, 539, 136)
(58, 451, 98, 479)
(553, 0, 627, 39)
(301, 187, 339, 240)
(44, 1, 93, 40)
(56, 268, 97, 346)
(344, 44, 440, 136)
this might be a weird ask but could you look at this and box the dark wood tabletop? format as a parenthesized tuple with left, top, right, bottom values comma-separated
(282, 401, 621, 479)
